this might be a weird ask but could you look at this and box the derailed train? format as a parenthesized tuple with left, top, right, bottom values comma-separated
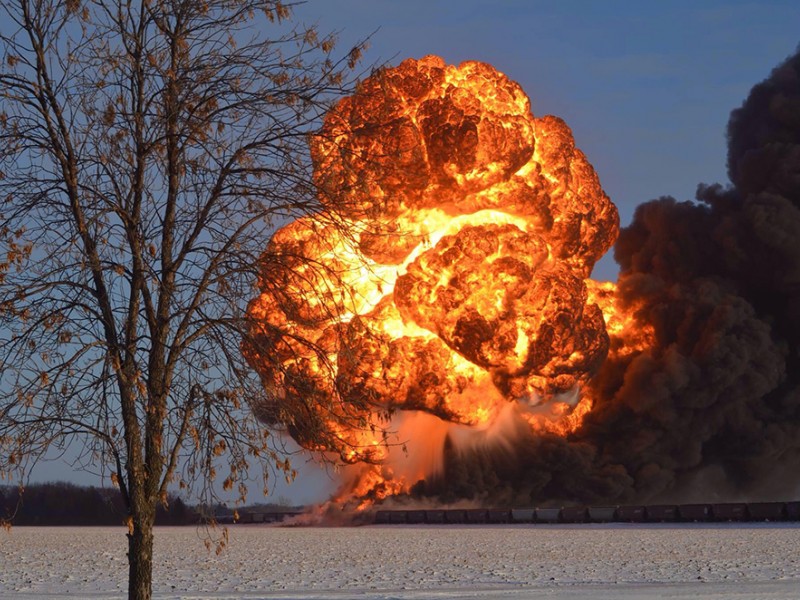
(373, 501, 800, 525)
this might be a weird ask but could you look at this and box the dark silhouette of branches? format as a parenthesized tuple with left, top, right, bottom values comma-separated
(0, 1, 368, 598)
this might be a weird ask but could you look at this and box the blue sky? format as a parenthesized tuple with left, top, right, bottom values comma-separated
(27, 1, 800, 503)
(295, 0, 800, 280)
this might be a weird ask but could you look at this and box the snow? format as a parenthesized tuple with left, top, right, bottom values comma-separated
(1, 523, 799, 599)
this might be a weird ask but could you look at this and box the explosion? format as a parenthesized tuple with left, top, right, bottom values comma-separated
(247, 48, 800, 508)
(245, 55, 621, 502)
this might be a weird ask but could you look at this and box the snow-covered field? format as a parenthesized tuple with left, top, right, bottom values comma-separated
(1, 523, 799, 599)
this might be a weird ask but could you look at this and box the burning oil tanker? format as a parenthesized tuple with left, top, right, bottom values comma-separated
(245, 50, 800, 508)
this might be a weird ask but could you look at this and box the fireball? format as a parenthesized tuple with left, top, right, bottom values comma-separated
(244, 56, 620, 500)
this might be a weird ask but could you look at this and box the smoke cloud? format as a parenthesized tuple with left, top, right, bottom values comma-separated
(417, 47, 800, 505)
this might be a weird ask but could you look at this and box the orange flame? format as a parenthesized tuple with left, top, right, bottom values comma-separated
(245, 56, 625, 505)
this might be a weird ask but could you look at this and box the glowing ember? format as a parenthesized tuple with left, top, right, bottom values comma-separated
(244, 56, 620, 502)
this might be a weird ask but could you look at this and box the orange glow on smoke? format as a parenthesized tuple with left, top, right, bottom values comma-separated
(245, 56, 631, 504)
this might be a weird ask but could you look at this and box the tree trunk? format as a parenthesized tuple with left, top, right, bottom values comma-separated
(127, 516, 155, 600)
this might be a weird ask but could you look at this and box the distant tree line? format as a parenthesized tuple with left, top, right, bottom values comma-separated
(0, 482, 193, 526)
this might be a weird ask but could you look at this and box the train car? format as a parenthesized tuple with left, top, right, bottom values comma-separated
(510, 508, 535, 523)
(560, 506, 589, 523)
(374, 500, 800, 526)
(425, 509, 446, 524)
(746, 502, 786, 521)
(678, 504, 711, 522)
(374, 510, 392, 524)
(588, 506, 618, 523)
(406, 510, 426, 524)
(711, 503, 747, 522)
(444, 509, 467, 524)
(535, 507, 561, 523)
(388, 510, 408, 524)
(262, 513, 280, 523)
(488, 509, 511, 524)
(465, 508, 489, 524)
(617, 505, 646, 522)
(785, 501, 800, 521)
(645, 505, 679, 522)
(262, 511, 302, 523)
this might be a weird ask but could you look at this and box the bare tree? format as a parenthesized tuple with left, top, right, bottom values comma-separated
(0, 1, 365, 598)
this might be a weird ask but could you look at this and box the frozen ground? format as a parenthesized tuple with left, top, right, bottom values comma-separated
(1, 523, 799, 599)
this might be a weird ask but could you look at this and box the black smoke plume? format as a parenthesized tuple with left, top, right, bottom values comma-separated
(416, 46, 800, 505)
